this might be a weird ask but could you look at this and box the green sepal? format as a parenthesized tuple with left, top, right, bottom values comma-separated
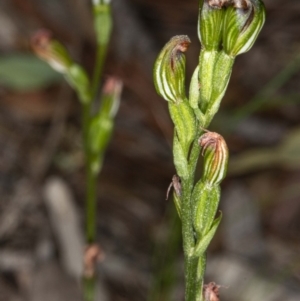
(198, 50, 220, 113)
(173, 135, 189, 179)
(153, 35, 190, 103)
(206, 51, 234, 120)
(168, 101, 197, 155)
(198, 0, 224, 51)
(192, 180, 220, 236)
(223, 0, 266, 56)
(192, 212, 222, 257)
(188, 65, 206, 124)
(67, 64, 92, 104)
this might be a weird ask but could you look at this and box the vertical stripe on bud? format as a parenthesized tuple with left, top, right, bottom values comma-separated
(153, 35, 191, 103)
(199, 131, 228, 185)
(198, 0, 225, 51)
(222, 0, 266, 56)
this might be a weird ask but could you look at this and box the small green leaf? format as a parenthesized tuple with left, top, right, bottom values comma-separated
(0, 54, 62, 91)
(67, 64, 91, 104)
(192, 212, 222, 257)
(173, 135, 189, 179)
(168, 101, 197, 156)
(192, 181, 220, 237)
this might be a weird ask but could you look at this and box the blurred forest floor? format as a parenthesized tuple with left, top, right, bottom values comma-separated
(0, 0, 300, 300)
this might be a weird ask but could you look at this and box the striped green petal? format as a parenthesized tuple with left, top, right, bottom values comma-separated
(199, 131, 229, 185)
(153, 35, 190, 103)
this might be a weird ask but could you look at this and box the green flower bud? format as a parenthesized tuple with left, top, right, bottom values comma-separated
(199, 131, 229, 185)
(198, 0, 225, 51)
(153, 35, 190, 103)
(222, 0, 266, 56)
(88, 77, 122, 174)
(31, 29, 72, 73)
(92, 0, 112, 46)
(31, 30, 93, 104)
(92, 0, 111, 4)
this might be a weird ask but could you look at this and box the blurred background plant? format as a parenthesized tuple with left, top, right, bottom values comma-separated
(30, 0, 121, 300)
(0, 1, 300, 301)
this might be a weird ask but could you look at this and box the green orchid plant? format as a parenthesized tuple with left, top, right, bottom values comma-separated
(153, 0, 265, 300)
(32, 1, 121, 300)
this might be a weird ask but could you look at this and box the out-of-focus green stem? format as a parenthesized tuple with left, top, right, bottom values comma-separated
(91, 44, 108, 100)
(81, 94, 99, 244)
(85, 162, 98, 243)
(83, 276, 96, 301)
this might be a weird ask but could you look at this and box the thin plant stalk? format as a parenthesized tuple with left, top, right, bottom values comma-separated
(31, 1, 118, 300)
(91, 44, 108, 99)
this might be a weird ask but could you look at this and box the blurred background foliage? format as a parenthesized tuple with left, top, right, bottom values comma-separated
(0, 0, 300, 301)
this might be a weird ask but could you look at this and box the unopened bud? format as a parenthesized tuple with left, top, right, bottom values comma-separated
(153, 35, 190, 103)
(199, 131, 228, 185)
(93, 0, 112, 46)
(101, 77, 122, 118)
(88, 77, 122, 174)
(92, 0, 111, 4)
(31, 29, 72, 73)
(222, 0, 266, 56)
(198, 0, 225, 51)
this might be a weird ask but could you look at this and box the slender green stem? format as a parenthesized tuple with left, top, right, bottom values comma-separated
(83, 276, 96, 301)
(91, 44, 108, 100)
(81, 99, 97, 301)
(82, 101, 97, 243)
(181, 171, 202, 300)
(85, 162, 98, 243)
(184, 255, 198, 301)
